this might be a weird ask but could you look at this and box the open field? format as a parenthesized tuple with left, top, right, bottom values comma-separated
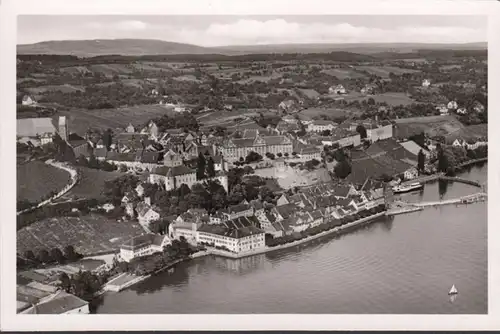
(344, 92, 416, 106)
(299, 107, 355, 119)
(197, 109, 261, 126)
(17, 161, 71, 203)
(59, 66, 92, 75)
(17, 214, 145, 256)
(354, 66, 420, 78)
(321, 68, 366, 79)
(88, 64, 134, 76)
(59, 167, 124, 201)
(25, 84, 85, 94)
(60, 104, 175, 134)
(444, 124, 488, 142)
(254, 165, 331, 189)
(393, 115, 465, 139)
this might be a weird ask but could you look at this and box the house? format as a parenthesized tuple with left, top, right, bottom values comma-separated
(299, 146, 322, 161)
(21, 95, 36, 106)
(361, 84, 376, 95)
(329, 84, 346, 95)
(135, 184, 145, 197)
(456, 107, 467, 115)
(136, 200, 160, 226)
(307, 120, 337, 133)
(473, 102, 485, 113)
(197, 217, 265, 254)
(321, 130, 361, 148)
(436, 104, 449, 115)
(20, 291, 89, 314)
(17, 117, 59, 146)
(126, 123, 135, 133)
(365, 121, 393, 142)
(141, 121, 159, 139)
(404, 167, 419, 180)
(422, 79, 431, 87)
(453, 139, 465, 147)
(308, 210, 324, 228)
(163, 149, 183, 167)
(119, 234, 171, 262)
(447, 101, 458, 110)
(271, 203, 298, 221)
(221, 203, 254, 221)
(278, 99, 297, 113)
(224, 104, 234, 111)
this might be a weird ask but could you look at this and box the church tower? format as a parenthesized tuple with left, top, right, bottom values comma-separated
(58, 116, 68, 142)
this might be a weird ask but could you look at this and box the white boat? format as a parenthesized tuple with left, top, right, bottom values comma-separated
(392, 182, 424, 194)
(449, 284, 458, 295)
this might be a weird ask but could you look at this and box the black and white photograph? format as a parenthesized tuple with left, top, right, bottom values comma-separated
(1, 0, 498, 331)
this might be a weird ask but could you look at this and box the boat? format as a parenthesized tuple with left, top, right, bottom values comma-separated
(392, 182, 424, 194)
(448, 284, 458, 295)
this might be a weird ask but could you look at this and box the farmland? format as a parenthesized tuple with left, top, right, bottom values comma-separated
(298, 107, 357, 119)
(320, 68, 365, 79)
(444, 124, 488, 142)
(60, 167, 125, 201)
(60, 104, 176, 134)
(17, 214, 145, 256)
(25, 84, 84, 94)
(355, 66, 419, 78)
(17, 161, 71, 203)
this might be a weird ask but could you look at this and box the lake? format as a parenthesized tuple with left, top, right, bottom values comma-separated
(95, 163, 487, 314)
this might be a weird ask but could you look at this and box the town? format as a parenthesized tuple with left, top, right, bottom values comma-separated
(16, 42, 487, 314)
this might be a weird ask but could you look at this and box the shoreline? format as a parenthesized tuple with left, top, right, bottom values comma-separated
(209, 211, 387, 259)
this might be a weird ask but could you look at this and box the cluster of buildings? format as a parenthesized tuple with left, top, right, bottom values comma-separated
(118, 178, 385, 262)
(16, 259, 108, 314)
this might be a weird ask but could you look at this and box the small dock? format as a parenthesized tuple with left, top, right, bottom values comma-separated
(412, 192, 487, 208)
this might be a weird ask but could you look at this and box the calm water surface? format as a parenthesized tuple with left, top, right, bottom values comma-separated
(95, 164, 487, 314)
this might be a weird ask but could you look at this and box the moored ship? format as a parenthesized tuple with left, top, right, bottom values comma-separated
(392, 182, 424, 194)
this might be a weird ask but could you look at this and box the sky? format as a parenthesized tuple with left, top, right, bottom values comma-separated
(17, 15, 488, 46)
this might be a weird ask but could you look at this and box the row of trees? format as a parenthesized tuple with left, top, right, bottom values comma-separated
(18, 245, 83, 269)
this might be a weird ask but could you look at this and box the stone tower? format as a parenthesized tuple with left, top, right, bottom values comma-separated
(58, 116, 68, 142)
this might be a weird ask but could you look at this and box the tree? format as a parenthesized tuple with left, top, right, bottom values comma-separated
(206, 157, 216, 178)
(417, 149, 426, 172)
(437, 148, 449, 173)
(58, 272, 71, 292)
(50, 248, 66, 264)
(102, 129, 113, 150)
(196, 152, 206, 180)
(245, 151, 263, 164)
(333, 160, 352, 179)
(37, 249, 52, 264)
(356, 124, 367, 139)
(63, 245, 80, 262)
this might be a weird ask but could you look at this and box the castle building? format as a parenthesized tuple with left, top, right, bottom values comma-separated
(220, 135, 293, 162)
(149, 159, 229, 192)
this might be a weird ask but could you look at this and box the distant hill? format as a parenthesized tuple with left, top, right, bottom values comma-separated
(216, 42, 488, 55)
(17, 39, 487, 57)
(17, 39, 215, 57)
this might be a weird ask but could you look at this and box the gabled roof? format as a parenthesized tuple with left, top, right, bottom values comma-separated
(22, 291, 88, 314)
(17, 118, 57, 138)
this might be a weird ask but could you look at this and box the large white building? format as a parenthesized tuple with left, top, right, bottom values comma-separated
(196, 217, 266, 254)
(220, 135, 293, 162)
(307, 120, 337, 133)
(119, 234, 171, 262)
